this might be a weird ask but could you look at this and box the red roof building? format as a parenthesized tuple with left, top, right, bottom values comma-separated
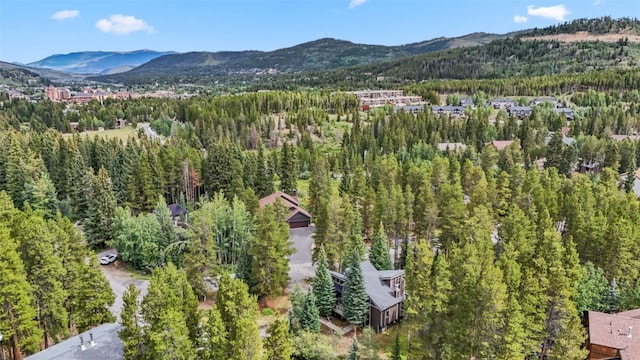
(586, 309, 640, 359)
(258, 191, 311, 228)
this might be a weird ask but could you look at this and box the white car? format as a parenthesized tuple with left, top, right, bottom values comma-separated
(100, 254, 118, 265)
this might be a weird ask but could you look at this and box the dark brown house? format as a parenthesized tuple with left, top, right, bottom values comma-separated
(258, 191, 311, 228)
(330, 261, 405, 333)
(585, 309, 640, 359)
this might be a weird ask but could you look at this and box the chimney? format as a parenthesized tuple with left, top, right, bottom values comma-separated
(90, 332, 95, 347)
(292, 189, 297, 197)
(628, 326, 633, 338)
(80, 336, 86, 351)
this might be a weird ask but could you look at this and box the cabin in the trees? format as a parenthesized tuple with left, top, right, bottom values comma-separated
(259, 191, 311, 228)
(24, 323, 124, 360)
(168, 203, 188, 226)
(330, 261, 405, 333)
(585, 309, 640, 360)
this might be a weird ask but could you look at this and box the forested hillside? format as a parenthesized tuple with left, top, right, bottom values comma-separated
(89, 33, 507, 85)
(2, 82, 640, 358)
(89, 17, 640, 88)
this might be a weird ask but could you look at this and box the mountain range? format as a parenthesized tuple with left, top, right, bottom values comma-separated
(6, 17, 640, 87)
(27, 50, 174, 75)
(88, 32, 509, 83)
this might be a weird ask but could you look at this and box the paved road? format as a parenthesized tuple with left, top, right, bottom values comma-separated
(288, 226, 316, 290)
(98, 249, 149, 321)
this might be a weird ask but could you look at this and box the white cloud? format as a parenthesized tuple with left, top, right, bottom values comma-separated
(51, 10, 79, 21)
(593, 0, 602, 5)
(513, 15, 529, 23)
(349, 0, 367, 9)
(95, 14, 155, 35)
(527, 5, 570, 21)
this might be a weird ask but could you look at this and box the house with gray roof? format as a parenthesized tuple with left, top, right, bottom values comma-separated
(507, 106, 532, 119)
(330, 261, 405, 333)
(25, 323, 123, 360)
(554, 107, 575, 120)
(489, 98, 516, 109)
(432, 105, 465, 117)
(393, 105, 424, 114)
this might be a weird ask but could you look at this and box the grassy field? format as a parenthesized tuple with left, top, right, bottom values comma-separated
(63, 126, 137, 142)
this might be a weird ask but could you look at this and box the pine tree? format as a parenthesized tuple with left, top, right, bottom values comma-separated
(217, 274, 263, 360)
(0, 222, 42, 358)
(497, 242, 527, 360)
(279, 142, 298, 195)
(537, 210, 588, 360)
(183, 220, 216, 299)
(71, 149, 92, 219)
(360, 327, 381, 360)
(255, 146, 274, 198)
(312, 246, 337, 318)
(288, 284, 305, 334)
(153, 196, 181, 266)
(126, 151, 156, 213)
(52, 215, 115, 332)
(71, 258, 117, 331)
(391, 331, 402, 360)
(21, 171, 58, 219)
(141, 264, 199, 343)
(606, 278, 621, 313)
(300, 293, 320, 333)
(342, 213, 366, 272)
(147, 309, 196, 360)
(437, 181, 468, 254)
(249, 204, 292, 299)
(84, 166, 117, 248)
(369, 223, 393, 270)
(308, 156, 330, 218)
(16, 214, 69, 347)
(6, 133, 29, 207)
(576, 262, 608, 313)
(443, 206, 507, 359)
(348, 336, 360, 360)
(342, 251, 369, 327)
(198, 305, 228, 360)
(120, 284, 145, 360)
(265, 317, 294, 360)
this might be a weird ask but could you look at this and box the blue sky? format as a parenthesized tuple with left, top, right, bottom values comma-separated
(0, 0, 637, 64)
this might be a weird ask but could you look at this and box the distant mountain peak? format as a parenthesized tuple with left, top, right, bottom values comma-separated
(28, 50, 176, 75)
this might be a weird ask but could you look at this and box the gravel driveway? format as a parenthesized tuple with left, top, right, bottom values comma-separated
(288, 226, 316, 289)
(98, 249, 149, 321)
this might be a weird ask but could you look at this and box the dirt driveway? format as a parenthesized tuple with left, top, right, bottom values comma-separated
(98, 249, 149, 321)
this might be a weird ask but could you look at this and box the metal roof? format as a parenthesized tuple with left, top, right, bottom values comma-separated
(25, 323, 123, 360)
(331, 261, 404, 311)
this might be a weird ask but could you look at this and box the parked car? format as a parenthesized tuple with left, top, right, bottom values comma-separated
(100, 254, 118, 265)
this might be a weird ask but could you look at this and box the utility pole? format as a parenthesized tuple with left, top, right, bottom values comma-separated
(0, 332, 4, 360)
